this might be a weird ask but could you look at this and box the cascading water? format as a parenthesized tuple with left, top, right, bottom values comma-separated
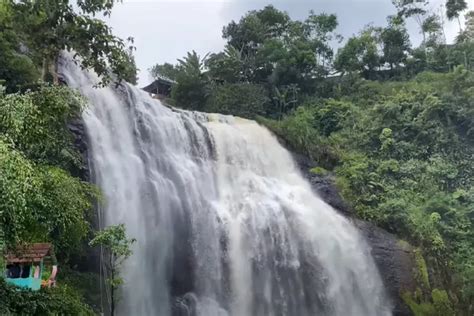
(60, 60, 392, 316)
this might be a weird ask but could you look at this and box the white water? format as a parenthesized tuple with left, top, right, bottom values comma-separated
(60, 61, 392, 316)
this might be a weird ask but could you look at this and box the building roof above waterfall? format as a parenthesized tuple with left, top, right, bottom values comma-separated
(142, 75, 176, 99)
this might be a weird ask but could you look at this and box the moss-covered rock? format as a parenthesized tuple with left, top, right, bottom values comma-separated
(402, 250, 455, 316)
(432, 289, 455, 316)
(402, 290, 436, 316)
(401, 288, 455, 316)
(414, 249, 430, 291)
(309, 166, 329, 176)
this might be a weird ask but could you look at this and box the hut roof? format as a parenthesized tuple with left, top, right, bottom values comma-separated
(5, 243, 53, 263)
(142, 76, 176, 94)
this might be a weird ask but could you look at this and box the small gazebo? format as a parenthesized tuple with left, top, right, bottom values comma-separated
(4, 243, 57, 291)
(142, 75, 175, 100)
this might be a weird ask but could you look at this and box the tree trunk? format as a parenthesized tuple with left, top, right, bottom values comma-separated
(41, 54, 59, 84)
(110, 256, 115, 316)
(110, 275, 115, 316)
(48, 61, 59, 85)
(49, 56, 59, 85)
(41, 57, 49, 82)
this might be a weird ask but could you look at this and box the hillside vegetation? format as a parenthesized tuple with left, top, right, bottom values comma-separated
(0, 1, 137, 314)
(0, 0, 473, 314)
(151, 2, 474, 314)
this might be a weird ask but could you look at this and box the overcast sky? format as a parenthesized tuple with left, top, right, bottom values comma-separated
(105, 0, 473, 86)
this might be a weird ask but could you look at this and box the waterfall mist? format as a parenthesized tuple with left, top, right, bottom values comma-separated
(60, 60, 392, 316)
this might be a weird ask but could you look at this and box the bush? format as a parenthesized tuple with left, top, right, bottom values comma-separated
(0, 278, 95, 315)
(0, 86, 85, 170)
(0, 86, 97, 258)
(263, 70, 474, 311)
(205, 83, 269, 118)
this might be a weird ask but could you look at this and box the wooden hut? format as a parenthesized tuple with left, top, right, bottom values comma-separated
(142, 75, 175, 100)
(4, 243, 57, 291)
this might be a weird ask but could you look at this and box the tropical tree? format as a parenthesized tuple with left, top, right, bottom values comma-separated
(0, 87, 96, 256)
(222, 6, 339, 91)
(205, 83, 269, 118)
(149, 62, 180, 81)
(222, 5, 291, 60)
(457, 11, 474, 42)
(381, 16, 411, 71)
(392, 0, 432, 43)
(8, 0, 137, 85)
(206, 45, 248, 83)
(89, 224, 135, 316)
(334, 27, 381, 78)
(451, 11, 474, 69)
(171, 51, 209, 110)
(446, 0, 468, 30)
(0, 1, 39, 92)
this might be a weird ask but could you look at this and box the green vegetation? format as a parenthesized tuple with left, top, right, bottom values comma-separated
(152, 2, 474, 314)
(1, 0, 473, 314)
(0, 87, 97, 257)
(89, 224, 135, 316)
(402, 291, 437, 316)
(402, 288, 455, 316)
(0, 278, 95, 315)
(265, 67, 474, 314)
(0, 0, 138, 91)
(0, 86, 99, 312)
(414, 249, 430, 290)
(0, 0, 137, 314)
(309, 166, 329, 176)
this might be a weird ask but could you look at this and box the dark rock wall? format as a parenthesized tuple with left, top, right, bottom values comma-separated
(68, 117, 90, 181)
(70, 115, 416, 315)
(354, 220, 416, 316)
(293, 152, 416, 316)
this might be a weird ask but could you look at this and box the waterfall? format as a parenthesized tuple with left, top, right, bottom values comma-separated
(59, 61, 392, 316)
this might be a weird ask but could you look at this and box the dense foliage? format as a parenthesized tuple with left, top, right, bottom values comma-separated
(0, 0, 472, 314)
(0, 87, 97, 257)
(0, 278, 95, 315)
(151, 2, 474, 314)
(0, 86, 99, 312)
(0, 0, 138, 91)
(265, 69, 474, 311)
(150, 7, 341, 117)
(90, 224, 135, 316)
(0, 1, 137, 314)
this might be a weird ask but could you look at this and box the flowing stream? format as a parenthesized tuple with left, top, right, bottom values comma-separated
(60, 60, 392, 316)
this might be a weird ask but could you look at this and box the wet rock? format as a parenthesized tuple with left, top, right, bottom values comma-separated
(354, 220, 416, 316)
(306, 173, 353, 217)
(67, 116, 90, 181)
(290, 151, 353, 216)
(293, 154, 416, 316)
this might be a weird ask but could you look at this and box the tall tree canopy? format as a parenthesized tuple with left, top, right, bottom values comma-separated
(380, 16, 411, 70)
(148, 4, 474, 313)
(221, 6, 339, 87)
(446, 0, 468, 20)
(334, 27, 381, 77)
(0, 0, 137, 88)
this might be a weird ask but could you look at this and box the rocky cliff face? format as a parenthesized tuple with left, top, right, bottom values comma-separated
(354, 220, 416, 316)
(294, 152, 416, 316)
(69, 115, 417, 315)
(68, 117, 90, 181)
